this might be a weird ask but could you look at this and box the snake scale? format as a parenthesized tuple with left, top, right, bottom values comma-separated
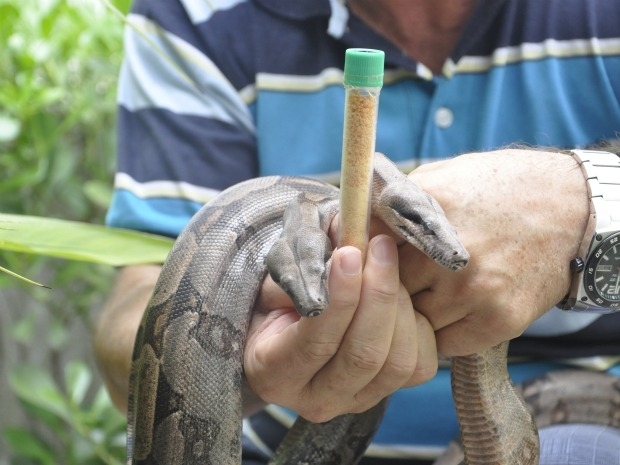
(128, 152, 559, 464)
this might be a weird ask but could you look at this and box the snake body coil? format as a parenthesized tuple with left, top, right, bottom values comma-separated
(127, 175, 338, 464)
(126, 153, 545, 465)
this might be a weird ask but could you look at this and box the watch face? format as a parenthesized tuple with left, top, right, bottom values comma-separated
(584, 232, 620, 308)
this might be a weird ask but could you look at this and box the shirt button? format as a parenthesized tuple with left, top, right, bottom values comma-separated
(435, 107, 454, 129)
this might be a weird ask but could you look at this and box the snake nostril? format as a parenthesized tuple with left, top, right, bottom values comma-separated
(307, 309, 322, 318)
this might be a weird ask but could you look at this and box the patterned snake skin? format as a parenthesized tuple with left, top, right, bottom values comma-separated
(126, 153, 550, 465)
(435, 368, 620, 465)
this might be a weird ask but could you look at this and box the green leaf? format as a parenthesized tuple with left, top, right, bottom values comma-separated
(83, 179, 113, 209)
(90, 387, 127, 433)
(9, 364, 71, 421)
(65, 361, 92, 406)
(3, 427, 56, 465)
(0, 214, 174, 266)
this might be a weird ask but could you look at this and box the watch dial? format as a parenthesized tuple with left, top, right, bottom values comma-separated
(584, 232, 620, 308)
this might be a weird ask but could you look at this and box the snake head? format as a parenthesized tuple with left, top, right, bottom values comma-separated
(374, 181, 469, 271)
(266, 225, 332, 318)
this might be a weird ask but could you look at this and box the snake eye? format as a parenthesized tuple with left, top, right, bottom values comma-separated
(396, 209, 424, 226)
(396, 210, 437, 236)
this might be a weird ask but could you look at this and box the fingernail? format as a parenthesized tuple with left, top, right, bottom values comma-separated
(339, 247, 362, 276)
(371, 236, 396, 265)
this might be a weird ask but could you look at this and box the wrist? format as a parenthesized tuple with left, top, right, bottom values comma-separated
(568, 149, 598, 274)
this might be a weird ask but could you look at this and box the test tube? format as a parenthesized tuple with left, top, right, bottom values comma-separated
(338, 48, 385, 258)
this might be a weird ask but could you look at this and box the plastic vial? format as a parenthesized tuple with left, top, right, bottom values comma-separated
(338, 48, 385, 256)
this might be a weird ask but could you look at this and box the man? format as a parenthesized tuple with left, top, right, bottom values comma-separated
(95, 0, 620, 462)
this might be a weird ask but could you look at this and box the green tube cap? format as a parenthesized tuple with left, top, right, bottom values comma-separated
(343, 48, 385, 87)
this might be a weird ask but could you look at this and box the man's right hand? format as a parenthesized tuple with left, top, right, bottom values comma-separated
(244, 235, 438, 423)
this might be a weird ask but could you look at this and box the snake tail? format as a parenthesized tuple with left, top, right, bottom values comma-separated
(451, 341, 539, 465)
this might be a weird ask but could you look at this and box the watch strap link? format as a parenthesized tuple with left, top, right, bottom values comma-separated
(581, 151, 620, 228)
(559, 150, 620, 310)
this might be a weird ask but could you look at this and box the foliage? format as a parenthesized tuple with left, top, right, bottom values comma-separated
(0, 0, 128, 218)
(6, 363, 126, 465)
(0, 214, 173, 266)
(0, 0, 132, 462)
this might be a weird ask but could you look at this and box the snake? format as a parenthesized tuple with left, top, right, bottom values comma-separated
(127, 152, 563, 465)
(435, 366, 620, 465)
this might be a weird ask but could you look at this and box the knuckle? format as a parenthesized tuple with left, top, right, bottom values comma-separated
(298, 338, 340, 365)
(297, 399, 341, 423)
(299, 408, 337, 424)
(409, 358, 438, 386)
(366, 284, 398, 307)
(344, 342, 387, 375)
(349, 398, 383, 415)
(327, 292, 359, 312)
(383, 353, 417, 380)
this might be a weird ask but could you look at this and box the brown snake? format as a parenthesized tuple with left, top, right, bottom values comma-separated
(127, 152, 606, 465)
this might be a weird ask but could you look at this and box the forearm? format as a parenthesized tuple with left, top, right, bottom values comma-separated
(93, 265, 161, 413)
(94, 264, 269, 416)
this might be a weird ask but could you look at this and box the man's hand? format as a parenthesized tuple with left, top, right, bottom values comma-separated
(96, 149, 590, 422)
(244, 235, 437, 423)
(400, 149, 589, 356)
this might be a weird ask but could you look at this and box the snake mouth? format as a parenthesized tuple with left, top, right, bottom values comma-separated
(396, 226, 469, 272)
(295, 295, 327, 318)
(396, 225, 416, 239)
(450, 259, 468, 271)
(396, 224, 428, 250)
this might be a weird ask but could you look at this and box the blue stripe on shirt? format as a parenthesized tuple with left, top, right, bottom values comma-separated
(106, 189, 203, 237)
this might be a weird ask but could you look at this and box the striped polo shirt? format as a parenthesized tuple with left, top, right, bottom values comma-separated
(107, 0, 620, 461)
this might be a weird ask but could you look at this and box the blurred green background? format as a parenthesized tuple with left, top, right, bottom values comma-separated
(1, 0, 132, 462)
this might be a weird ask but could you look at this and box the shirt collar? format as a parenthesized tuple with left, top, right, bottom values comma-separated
(252, 0, 331, 20)
(254, 0, 510, 77)
(452, 0, 509, 62)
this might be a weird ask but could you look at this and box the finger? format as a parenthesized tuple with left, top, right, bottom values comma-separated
(400, 241, 470, 331)
(398, 241, 439, 296)
(328, 213, 407, 245)
(293, 246, 365, 369)
(409, 287, 468, 332)
(404, 310, 438, 386)
(349, 293, 439, 413)
(433, 299, 529, 357)
(349, 283, 418, 412)
(246, 246, 363, 406)
(307, 235, 400, 419)
(254, 274, 295, 314)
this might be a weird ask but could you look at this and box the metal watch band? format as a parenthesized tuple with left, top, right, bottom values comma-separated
(559, 149, 620, 310)
(574, 150, 620, 232)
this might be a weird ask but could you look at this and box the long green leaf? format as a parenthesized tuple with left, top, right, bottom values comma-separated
(0, 214, 174, 266)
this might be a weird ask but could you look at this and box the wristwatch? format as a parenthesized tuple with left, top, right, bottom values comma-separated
(558, 149, 620, 312)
